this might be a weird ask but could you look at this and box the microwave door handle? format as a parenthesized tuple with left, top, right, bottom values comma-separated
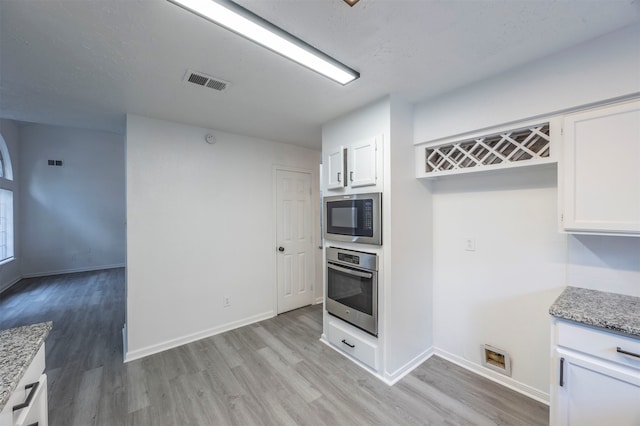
(328, 263, 373, 279)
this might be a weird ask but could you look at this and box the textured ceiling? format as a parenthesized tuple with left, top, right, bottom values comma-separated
(1, 0, 639, 149)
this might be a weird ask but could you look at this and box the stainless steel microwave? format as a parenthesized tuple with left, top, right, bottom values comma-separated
(323, 192, 381, 245)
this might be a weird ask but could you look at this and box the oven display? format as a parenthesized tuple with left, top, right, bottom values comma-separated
(337, 253, 359, 265)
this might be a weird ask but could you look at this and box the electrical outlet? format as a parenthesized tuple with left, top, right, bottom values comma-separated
(223, 296, 231, 307)
(464, 237, 476, 251)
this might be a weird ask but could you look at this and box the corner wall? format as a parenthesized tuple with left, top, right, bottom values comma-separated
(125, 114, 321, 360)
(385, 97, 433, 378)
(19, 123, 126, 277)
(413, 23, 640, 400)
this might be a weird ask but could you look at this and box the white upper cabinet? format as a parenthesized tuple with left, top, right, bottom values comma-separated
(326, 146, 347, 190)
(349, 137, 377, 188)
(561, 99, 640, 236)
(325, 136, 378, 191)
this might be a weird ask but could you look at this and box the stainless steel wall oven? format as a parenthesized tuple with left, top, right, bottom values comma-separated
(326, 247, 378, 336)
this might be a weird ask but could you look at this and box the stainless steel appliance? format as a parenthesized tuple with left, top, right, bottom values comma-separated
(326, 247, 378, 336)
(323, 192, 382, 245)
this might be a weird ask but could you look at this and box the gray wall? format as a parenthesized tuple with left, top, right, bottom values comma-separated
(19, 123, 126, 277)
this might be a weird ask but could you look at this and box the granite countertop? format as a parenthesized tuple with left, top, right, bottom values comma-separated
(550, 286, 640, 338)
(0, 322, 52, 411)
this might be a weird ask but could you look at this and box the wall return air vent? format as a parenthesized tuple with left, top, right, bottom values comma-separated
(184, 70, 230, 92)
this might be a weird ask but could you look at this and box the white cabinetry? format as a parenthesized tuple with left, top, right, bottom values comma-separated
(561, 99, 640, 235)
(0, 345, 48, 426)
(326, 146, 347, 190)
(326, 317, 378, 370)
(324, 136, 378, 191)
(349, 138, 377, 188)
(550, 319, 640, 426)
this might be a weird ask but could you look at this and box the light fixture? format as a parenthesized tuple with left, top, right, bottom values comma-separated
(167, 0, 360, 85)
(343, 0, 361, 6)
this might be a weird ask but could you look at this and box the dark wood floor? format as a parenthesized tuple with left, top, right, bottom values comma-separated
(0, 269, 549, 425)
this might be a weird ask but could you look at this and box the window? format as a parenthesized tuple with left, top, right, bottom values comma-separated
(0, 189, 13, 261)
(0, 133, 14, 263)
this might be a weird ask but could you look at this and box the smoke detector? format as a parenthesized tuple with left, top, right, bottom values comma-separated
(183, 69, 231, 92)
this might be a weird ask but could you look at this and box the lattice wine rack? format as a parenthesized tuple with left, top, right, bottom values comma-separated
(421, 123, 552, 176)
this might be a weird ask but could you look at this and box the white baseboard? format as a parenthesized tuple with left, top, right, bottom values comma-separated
(21, 263, 126, 279)
(319, 338, 548, 402)
(434, 348, 550, 405)
(384, 347, 434, 385)
(124, 310, 275, 363)
(314, 297, 323, 305)
(320, 335, 434, 386)
(122, 323, 128, 360)
(0, 275, 22, 295)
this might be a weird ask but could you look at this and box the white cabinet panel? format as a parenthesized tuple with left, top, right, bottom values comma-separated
(553, 349, 640, 426)
(349, 137, 377, 188)
(327, 318, 378, 369)
(562, 100, 640, 235)
(550, 320, 640, 426)
(326, 147, 346, 190)
(0, 344, 48, 426)
(324, 136, 379, 191)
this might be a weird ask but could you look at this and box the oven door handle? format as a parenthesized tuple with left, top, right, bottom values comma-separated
(328, 263, 373, 279)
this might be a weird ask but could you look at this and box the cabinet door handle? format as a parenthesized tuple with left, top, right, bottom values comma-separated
(341, 339, 355, 348)
(350, 171, 354, 182)
(13, 381, 39, 411)
(337, 172, 341, 183)
(617, 347, 640, 359)
(559, 357, 565, 387)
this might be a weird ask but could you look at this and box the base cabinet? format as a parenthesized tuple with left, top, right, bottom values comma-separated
(550, 320, 640, 426)
(0, 345, 48, 426)
(326, 317, 378, 370)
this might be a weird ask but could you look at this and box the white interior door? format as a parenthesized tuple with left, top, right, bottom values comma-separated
(276, 169, 314, 314)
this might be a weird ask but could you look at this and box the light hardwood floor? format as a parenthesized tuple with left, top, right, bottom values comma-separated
(0, 269, 549, 425)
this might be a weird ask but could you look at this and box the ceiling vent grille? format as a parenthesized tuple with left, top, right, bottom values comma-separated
(184, 70, 230, 92)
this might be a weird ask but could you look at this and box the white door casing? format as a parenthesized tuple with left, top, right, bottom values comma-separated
(276, 169, 314, 314)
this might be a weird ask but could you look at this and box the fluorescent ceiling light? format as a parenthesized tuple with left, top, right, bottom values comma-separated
(167, 0, 360, 85)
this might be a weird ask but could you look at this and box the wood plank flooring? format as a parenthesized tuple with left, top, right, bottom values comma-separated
(0, 269, 549, 425)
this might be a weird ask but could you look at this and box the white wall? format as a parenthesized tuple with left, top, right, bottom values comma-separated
(19, 123, 126, 277)
(566, 235, 640, 297)
(125, 114, 321, 360)
(413, 23, 640, 400)
(431, 167, 566, 400)
(0, 119, 21, 292)
(415, 23, 640, 143)
(385, 97, 433, 378)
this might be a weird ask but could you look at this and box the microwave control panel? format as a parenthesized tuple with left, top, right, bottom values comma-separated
(364, 201, 373, 230)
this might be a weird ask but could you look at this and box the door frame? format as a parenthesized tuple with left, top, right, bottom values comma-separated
(272, 165, 318, 315)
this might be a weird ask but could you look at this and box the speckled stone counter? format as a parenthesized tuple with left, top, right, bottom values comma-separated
(0, 322, 52, 411)
(550, 287, 640, 339)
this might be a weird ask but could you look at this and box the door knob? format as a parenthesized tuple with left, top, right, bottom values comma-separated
(278, 247, 285, 252)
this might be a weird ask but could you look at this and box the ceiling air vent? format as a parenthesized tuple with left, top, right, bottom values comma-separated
(184, 70, 230, 92)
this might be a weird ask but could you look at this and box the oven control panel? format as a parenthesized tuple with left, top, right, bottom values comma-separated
(337, 253, 360, 265)
(327, 247, 378, 271)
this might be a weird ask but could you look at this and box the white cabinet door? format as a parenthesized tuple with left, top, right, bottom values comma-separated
(562, 100, 640, 235)
(349, 137, 377, 188)
(552, 349, 640, 426)
(326, 147, 346, 190)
